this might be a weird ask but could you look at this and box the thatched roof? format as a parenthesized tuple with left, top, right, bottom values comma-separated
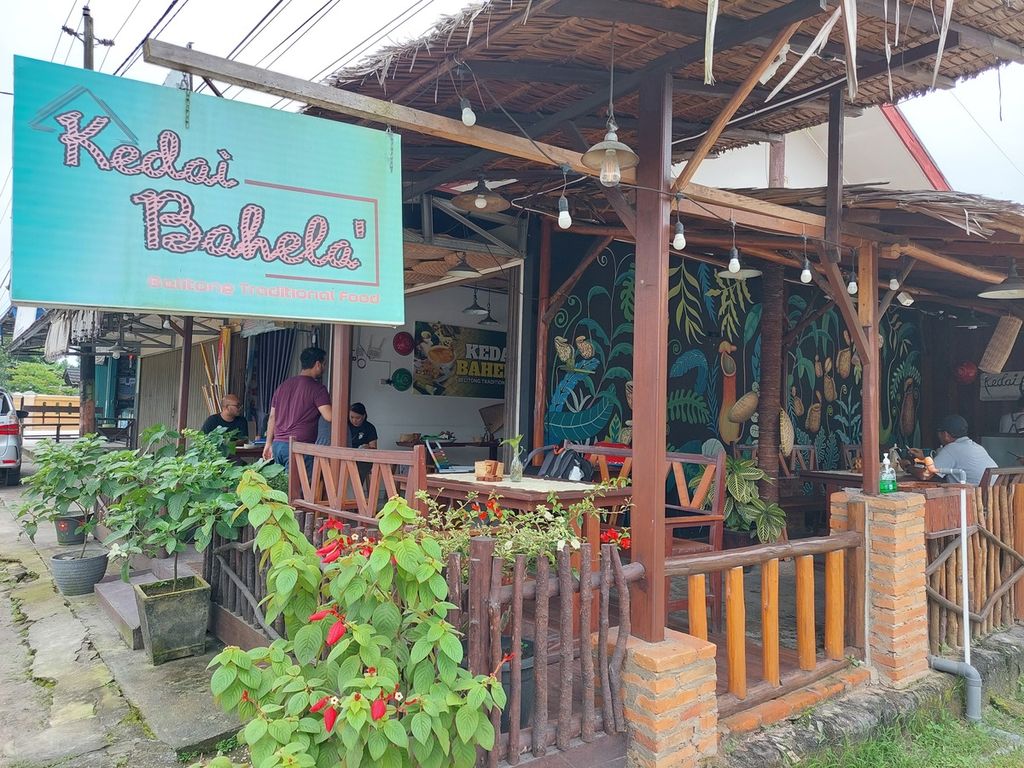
(306, 0, 1023, 193)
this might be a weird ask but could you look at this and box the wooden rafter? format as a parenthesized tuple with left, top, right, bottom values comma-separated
(403, 0, 825, 199)
(672, 20, 803, 192)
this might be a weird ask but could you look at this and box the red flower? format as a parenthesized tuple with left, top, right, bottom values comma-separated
(322, 548, 342, 564)
(310, 696, 331, 713)
(486, 499, 498, 511)
(365, 667, 377, 676)
(620, 536, 631, 550)
(326, 620, 348, 645)
(471, 503, 481, 512)
(360, 546, 373, 558)
(309, 608, 338, 622)
(323, 705, 338, 732)
(501, 652, 515, 664)
(478, 512, 487, 521)
(371, 698, 387, 721)
(354, 693, 361, 701)
(241, 690, 251, 702)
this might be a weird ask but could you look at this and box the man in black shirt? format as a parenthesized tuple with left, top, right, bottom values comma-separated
(201, 394, 250, 443)
(348, 403, 378, 449)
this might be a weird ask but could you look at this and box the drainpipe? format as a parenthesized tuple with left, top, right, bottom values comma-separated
(927, 467, 981, 723)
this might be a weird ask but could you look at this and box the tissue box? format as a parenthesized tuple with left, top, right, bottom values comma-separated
(475, 460, 503, 482)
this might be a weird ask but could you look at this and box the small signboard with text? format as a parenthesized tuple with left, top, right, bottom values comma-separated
(12, 57, 403, 325)
(412, 321, 507, 399)
(980, 371, 1024, 401)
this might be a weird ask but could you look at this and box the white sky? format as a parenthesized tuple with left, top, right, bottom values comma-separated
(0, 0, 473, 312)
(899, 62, 1024, 205)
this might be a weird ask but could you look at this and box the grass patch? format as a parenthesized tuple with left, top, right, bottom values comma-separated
(798, 683, 1024, 768)
(121, 700, 157, 739)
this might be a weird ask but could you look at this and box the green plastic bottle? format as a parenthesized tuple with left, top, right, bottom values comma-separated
(880, 456, 897, 494)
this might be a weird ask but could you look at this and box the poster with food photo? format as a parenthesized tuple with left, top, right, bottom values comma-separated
(412, 322, 507, 398)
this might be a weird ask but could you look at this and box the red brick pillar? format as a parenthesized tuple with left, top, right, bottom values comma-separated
(619, 629, 718, 767)
(832, 490, 930, 688)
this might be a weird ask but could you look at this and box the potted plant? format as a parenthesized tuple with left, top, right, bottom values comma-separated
(203, 470, 505, 768)
(17, 435, 113, 596)
(103, 427, 260, 664)
(693, 457, 787, 546)
(502, 433, 525, 482)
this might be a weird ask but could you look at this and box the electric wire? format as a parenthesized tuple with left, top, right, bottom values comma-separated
(62, 17, 83, 65)
(112, 0, 187, 76)
(266, 0, 435, 110)
(99, 0, 145, 71)
(51, 0, 79, 61)
(202, 0, 294, 95)
(119, 0, 192, 76)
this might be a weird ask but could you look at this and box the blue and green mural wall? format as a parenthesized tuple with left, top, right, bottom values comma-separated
(542, 237, 923, 469)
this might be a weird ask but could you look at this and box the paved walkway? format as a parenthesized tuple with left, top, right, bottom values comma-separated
(0, 475, 229, 767)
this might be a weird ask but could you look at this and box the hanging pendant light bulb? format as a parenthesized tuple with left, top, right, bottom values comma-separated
(672, 220, 687, 250)
(889, 275, 900, 291)
(473, 194, 488, 209)
(847, 274, 858, 295)
(451, 178, 510, 213)
(801, 259, 813, 284)
(557, 195, 572, 230)
(728, 247, 741, 273)
(462, 287, 488, 316)
(580, 25, 638, 187)
(459, 97, 476, 127)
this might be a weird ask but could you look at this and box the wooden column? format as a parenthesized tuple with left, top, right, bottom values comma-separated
(758, 265, 784, 503)
(825, 87, 844, 265)
(631, 71, 673, 642)
(859, 244, 881, 494)
(330, 324, 352, 447)
(79, 351, 96, 436)
(176, 317, 194, 450)
(532, 220, 553, 459)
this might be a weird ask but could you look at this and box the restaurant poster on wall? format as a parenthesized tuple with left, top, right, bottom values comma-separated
(12, 57, 403, 325)
(412, 322, 507, 398)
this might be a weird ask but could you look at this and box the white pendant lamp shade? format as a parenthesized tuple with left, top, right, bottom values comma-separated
(447, 253, 480, 279)
(451, 179, 510, 213)
(581, 123, 638, 187)
(978, 262, 1024, 300)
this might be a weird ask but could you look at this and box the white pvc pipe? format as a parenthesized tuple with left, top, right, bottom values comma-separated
(960, 482, 971, 666)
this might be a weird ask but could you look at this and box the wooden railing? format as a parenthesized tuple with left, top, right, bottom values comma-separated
(926, 468, 1024, 652)
(464, 537, 643, 765)
(664, 531, 863, 717)
(288, 440, 427, 528)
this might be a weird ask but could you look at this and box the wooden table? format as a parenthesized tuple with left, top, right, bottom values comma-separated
(233, 445, 266, 463)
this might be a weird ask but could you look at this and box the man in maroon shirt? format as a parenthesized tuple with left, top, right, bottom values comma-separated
(262, 347, 332, 469)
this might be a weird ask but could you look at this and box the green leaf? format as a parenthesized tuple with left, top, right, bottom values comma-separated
(455, 705, 478, 743)
(367, 728, 388, 761)
(286, 692, 309, 716)
(467, 685, 486, 710)
(293, 623, 323, 666)
(275, 567, 298, 597)
(383, 718, 408, 748)
(452, 734, 477, 767)
(475, 714, 495, 750)
(438, 633, 463, 664)
(410, 638, 432, 666)
(371, 602, 402, 637)
(411, 712, 432, 745)
(268, 718, 296, 743)
(210, 665, 237, 696)
(244, 717, 268, 745)
(255, 524, 281, 551)
(378, 509, 402, 536)
(491, 682, 507, 710)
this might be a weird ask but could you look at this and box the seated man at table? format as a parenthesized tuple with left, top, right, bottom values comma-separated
(201, 395, 250, 444)
(921, 415, 997, 486)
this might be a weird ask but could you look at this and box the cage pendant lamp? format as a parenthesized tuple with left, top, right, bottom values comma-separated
(580, 24, 638, 187)
(451, 178, 510, 213)
(978, 261, 1024, 300)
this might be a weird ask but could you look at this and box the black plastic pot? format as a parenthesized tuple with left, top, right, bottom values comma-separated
(54, 515, 86, 546)
(500, 637, 536, 732)
(134, 575, 211, 665)
(51, 550, 108, 596)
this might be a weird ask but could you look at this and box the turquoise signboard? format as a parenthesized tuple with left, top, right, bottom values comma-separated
(12, 57, 404, 325)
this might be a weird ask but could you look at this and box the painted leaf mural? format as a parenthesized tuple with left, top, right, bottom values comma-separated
(544, 238, 922, 465)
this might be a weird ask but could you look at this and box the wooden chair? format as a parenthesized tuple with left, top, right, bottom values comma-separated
(778, 445, 825, 536)
(840, 443, 862, 471)
(732, 443, 758, 461)
(663, 451, 726, 630)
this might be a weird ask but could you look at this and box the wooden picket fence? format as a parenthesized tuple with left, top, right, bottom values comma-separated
(925, 468, 1024, 653)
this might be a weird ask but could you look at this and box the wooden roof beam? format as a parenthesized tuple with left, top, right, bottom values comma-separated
(144, 39, 834, 237)
(672, 21, 803, 192)
(856, 0, 1024, 63)
(404, 0, 826, 199)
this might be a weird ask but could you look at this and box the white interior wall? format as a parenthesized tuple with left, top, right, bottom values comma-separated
(349, 285, 506, 464)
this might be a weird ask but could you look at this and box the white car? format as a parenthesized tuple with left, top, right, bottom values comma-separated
(0, 390, 27, 485)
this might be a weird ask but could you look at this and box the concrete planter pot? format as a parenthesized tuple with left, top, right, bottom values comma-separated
(54, 515, 87, 546)
(134, 575, 211, 665)
(51, 550, 109, 596)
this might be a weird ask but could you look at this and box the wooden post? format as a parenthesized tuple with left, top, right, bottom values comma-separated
(758, 265, 784, 503)
(1015, 488, 1024, 621)
(468, 537, 495, 676)
(176, 317, 193, 451)
(630, 71, 673, 643)
(859, 244, 880, 494)
(79, 352, 96, 437)
(330, 324, 352, 447)
(825, 87, 844, 266)
(532, 219, 552, 460)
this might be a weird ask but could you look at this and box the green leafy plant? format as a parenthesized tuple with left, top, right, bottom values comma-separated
(103, 426, 282, 588)
(691, 457, 786, 543)
(16, 434, 112, 557)
(206, 472, 506, 768)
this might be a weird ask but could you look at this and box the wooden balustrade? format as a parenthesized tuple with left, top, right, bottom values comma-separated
(666, 531, 862, 717)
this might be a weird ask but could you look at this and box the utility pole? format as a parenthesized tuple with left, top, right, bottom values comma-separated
(66, 5, 112, 436)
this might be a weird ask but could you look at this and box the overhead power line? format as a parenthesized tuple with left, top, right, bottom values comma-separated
(112, 0, 187, 76)
(100, 0, 145, 72)
(196, 0, 294, 94)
